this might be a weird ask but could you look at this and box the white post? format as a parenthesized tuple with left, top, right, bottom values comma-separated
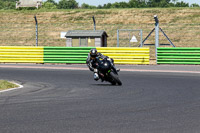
(154, 15, 159, 63)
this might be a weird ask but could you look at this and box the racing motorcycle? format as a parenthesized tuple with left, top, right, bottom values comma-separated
(92, 57, 122, 86)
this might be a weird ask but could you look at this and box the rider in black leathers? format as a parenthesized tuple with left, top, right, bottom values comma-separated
(86, 48, 118, 81)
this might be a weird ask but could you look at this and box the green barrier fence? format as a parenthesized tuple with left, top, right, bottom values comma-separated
(44, 47, 95, 63)
(157, 47, 200, 64)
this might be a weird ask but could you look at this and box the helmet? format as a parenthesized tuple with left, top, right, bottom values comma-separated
(90, 48, 98, 58)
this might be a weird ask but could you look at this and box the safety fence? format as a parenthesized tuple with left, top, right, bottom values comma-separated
(2, 46, 200, 65)
(157, 47, 200, 65)
(0, 46, 150, 64)
(44, 47, 93, 64)
(0, 46, 43, 63)
(97, 47, 150, 64)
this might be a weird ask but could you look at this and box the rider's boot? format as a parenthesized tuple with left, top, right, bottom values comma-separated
(93, 69, 99, 81)
(94, 73, 99, 81)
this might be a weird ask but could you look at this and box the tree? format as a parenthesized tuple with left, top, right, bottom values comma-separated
(81, 3, 89, 9)
(171, 0, 178, 6)
(172, 0, 178, 4)
(58, 0, 78, 9)
(0, 0, 4, 9)
(147, 0, 170, 7)
(111, 2, 121, 8)
(129, 0, 140, 8)
(138, 0, 147, 7)
(159, 0, 170, 7)
(97, 5, 102, 9)
(0, 0, 15, 9)
(81, 3, 96, 9)
(118, 2, 129, 8)
(175, 1, 189, 7)
(103, 3, 112, 8)
(46, 0, 57, 5)
(129, 0, 146, 8)
(43, 2, 57, 9)
(190, 3, 200, 7)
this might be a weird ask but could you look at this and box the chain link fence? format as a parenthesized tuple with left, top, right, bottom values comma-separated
(117, 29, 143, 47)
(1, 22, 199, 47)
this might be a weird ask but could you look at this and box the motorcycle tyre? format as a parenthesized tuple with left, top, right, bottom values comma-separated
(111, 81, 116, 85)
(110, 72, 122, 86)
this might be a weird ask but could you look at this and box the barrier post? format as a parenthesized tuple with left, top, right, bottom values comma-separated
(140, 30, 143, 47)
(117, 30, 119, 47)
(154, 15, 159, 63)
(92, 16, 96, 31)
(34, 16, 38, 47)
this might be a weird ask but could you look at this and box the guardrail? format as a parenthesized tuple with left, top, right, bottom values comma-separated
(0, 46, 43, 63)
(157, 47, 200, 64)
(97, 47, 150, 64)
(43, 47, 94, 64)
(0, 46, 150, 64)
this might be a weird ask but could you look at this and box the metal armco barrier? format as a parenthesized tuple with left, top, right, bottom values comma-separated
(96, 47, 150, 64)
(43, 47, 94, 64)
(157, 47, 200, 64)
(0, 46, 43, 63)
(0, 46, 150, 64)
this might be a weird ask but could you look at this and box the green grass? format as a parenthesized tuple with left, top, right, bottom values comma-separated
(0, 80, 18, 91)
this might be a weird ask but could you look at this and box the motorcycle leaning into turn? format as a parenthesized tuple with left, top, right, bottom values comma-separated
(90, 57, 122, 86)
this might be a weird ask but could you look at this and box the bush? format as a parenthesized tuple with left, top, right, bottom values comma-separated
(190, 3, 200, 7)
(58, 0, 78, 9)
(0, 1, 15, 10)
(43, 2, 57, 9)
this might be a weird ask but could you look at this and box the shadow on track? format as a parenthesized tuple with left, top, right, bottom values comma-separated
(90, 84, 122, 87)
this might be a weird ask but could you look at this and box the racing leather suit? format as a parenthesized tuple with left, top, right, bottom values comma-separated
(86, 52, 114, 80)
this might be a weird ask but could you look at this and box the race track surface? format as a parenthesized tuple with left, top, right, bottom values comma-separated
(0, 65, 200, 133)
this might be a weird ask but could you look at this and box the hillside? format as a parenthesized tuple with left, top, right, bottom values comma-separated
(0, 8, 200, 48)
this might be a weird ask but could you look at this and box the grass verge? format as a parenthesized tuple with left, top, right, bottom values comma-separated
(0, 80, 19, 91)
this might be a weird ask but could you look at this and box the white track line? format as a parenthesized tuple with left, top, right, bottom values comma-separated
(0, 82, 23, 93)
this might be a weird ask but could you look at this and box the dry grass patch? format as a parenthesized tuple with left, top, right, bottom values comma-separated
(0, 80, 18, 91)
(0, 8, 199, 47)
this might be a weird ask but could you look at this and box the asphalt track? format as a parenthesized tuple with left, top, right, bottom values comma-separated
(0, 64, 200, 133)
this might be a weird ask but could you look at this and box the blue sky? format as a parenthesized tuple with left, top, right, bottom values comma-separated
(52, 0, 200, 6)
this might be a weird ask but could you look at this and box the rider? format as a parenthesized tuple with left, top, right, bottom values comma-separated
(86, 48, 118, 81)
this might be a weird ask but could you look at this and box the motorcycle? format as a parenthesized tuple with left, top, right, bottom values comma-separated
(92, 57, 122, 86)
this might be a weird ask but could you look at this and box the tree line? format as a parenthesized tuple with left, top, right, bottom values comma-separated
(0, 0, 199, 10)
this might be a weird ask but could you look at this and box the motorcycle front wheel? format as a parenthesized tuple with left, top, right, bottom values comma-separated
(109, 72, 122, 86)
